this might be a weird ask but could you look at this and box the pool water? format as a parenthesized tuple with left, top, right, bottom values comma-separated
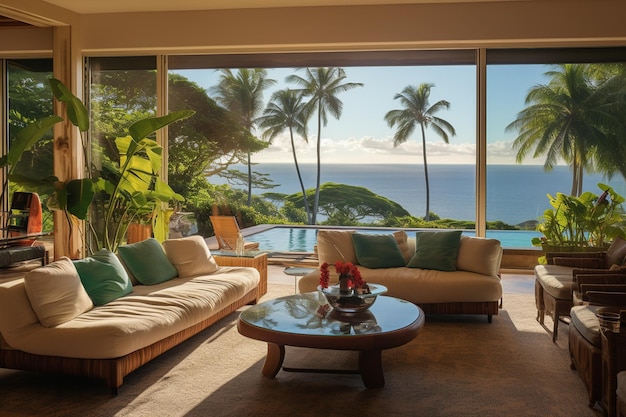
(246, 226, 542, 252)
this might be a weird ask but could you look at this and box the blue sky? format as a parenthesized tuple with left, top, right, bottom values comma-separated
(174, 64, 548, 164)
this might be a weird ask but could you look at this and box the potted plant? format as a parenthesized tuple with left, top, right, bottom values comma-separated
(532, 183, 626, 261)
(5, 78, 193, 254)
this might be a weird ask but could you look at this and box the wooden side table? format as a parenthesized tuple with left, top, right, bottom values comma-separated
(213, 251, 268, 299)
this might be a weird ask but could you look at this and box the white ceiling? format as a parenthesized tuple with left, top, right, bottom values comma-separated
(41, 0, 510, 14)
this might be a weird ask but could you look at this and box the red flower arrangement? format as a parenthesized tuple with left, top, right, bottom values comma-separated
(319, 261, 367, 292)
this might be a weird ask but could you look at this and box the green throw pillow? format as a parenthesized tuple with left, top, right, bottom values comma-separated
(407, 230, 463, 271)
(352, 233, 407, 268)
(118, 238, 178, 285)
(74, 249, 132, 305)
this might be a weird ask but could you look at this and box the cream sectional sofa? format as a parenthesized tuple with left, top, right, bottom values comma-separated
(0, 236, 261, 394)
(298, 229, 503, 322)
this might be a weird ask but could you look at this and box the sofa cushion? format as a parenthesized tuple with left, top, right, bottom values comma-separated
(163, 235, 218, 277)
(118, 238, 178, 285)
(0, 266, 261, 359)
(605, 236, 626, 268)
(317, 229, 357, 264)
(407, 230, 462, 271)
(23, 257, 94, 327)
(352, 233, 406, 268)
(456, 236, 502, 276)
(73, 249, 133, 305)
(298, 267, 503, 304)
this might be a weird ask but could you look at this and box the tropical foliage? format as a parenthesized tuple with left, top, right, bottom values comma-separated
(385, 83, 456, 221)
(532, 183, 626, 250)
(7, 78, 193, 254)
(284, 182, 410, 225)
(507, 64, 626, 196)
(211, 69, 276, 205)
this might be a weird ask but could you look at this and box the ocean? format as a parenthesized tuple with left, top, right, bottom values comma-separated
(209, 163, 626, 226)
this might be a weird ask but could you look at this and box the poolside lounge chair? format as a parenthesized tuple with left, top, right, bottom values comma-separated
(209, 216, 260, 251)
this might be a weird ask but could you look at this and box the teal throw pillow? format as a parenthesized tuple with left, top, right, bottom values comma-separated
(407, 230, 463, 271)
(351, 233, 406, 268)
(73, 249, 132, 305)
(118, 238, 178, 285)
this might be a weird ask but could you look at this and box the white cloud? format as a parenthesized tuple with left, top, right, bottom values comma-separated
(253, 133, 529, 165)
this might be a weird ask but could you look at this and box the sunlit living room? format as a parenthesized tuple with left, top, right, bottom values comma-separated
(1, 1, 626, 416)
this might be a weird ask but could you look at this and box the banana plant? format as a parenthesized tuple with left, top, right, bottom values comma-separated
(91, 113, 191, 252)
(10, 78, 193, 253)
(50, 78, 194, 252)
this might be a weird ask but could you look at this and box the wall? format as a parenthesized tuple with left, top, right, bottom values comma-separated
(78, 0, 626, 55)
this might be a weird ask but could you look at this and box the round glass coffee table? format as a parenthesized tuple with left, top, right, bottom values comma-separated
(237, 292, 424, 388)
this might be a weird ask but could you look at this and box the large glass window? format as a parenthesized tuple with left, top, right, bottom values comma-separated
(168, 51, 477, 237)
(486, 48, 626, 248)
(6, 58, 54, 232)
(87, 56, 157, 250)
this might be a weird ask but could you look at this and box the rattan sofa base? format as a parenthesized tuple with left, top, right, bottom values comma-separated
(418, 300, 501, 323)
(0, 287, 259, 395)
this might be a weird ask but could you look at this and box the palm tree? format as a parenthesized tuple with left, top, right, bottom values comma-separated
(286, 67, 363, 224)
(257, 89, 313, 223)
(211, 69, 276, 205)
(384, 83, 455, 221)
(506, 64, 626, 196)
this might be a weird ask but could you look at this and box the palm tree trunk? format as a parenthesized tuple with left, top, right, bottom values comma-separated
(421, 123, 430, 221)
(246, 151, 252, 206)
(289, 128, 311, 224)
(570, 154, 584, 197)
(312, 102, 322, 225)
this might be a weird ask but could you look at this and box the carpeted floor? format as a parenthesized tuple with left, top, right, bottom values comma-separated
(0, 280, 603, 417)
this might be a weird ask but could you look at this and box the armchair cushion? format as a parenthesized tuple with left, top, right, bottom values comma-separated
(570, 304, 602, 347)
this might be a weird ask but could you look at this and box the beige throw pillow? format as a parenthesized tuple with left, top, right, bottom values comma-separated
(316, 229, 358, 265)
(392, 230, 413, 263)
(24, 257, 93, 327)
(456, 236, 502, 276)
(163, 235, 218, 277)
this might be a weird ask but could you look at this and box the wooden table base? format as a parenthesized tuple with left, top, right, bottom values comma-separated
(261, 342, 385, 388)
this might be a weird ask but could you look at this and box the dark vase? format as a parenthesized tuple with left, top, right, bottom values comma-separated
(339, 274, 352, 295)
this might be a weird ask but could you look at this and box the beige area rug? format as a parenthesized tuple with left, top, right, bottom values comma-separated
(0, 283, 603, 417)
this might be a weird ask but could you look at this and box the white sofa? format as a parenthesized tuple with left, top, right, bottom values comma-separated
(298, 229, 503, 322)
(0, 236, 261, 394)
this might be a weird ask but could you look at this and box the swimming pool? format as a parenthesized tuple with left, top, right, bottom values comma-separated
(246, 226, 542, 252)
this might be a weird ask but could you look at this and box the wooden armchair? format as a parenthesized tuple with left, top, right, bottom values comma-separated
(209, 216, 259, 251)
(568, 273, 626, 412)
(535, 237, 626, 342)
(548, 237, 626, 270)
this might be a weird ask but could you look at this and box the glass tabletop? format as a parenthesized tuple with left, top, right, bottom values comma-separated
(239, 292, 421, 337)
